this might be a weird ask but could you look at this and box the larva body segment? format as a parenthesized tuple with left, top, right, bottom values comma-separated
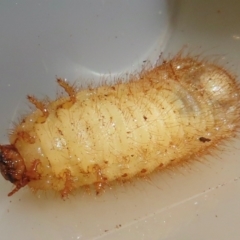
(0, 55, 240, 197)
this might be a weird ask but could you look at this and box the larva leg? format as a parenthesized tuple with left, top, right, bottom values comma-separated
(57, 78, 76, 109)
(16, 131, 35, 144)
(25, 159, 40, 181)
(27, 95, 49, 123)
(60, 169, 74, 199)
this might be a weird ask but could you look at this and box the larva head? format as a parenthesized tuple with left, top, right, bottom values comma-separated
(0, 145, 29, 196)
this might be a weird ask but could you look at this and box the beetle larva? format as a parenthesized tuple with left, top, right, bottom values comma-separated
(0, 54, 240, 198)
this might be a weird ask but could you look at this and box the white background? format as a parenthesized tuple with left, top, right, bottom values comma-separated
(0, 0, 240, 239)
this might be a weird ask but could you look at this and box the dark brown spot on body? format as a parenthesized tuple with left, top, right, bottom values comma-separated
(141, 168, 147, 174)
(121, 173, 128, 178)
(199, 137, 211, 143)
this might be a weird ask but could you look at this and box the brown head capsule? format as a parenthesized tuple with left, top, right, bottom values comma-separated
(0, 145, 29, 196)
(0, 145, 40, 196)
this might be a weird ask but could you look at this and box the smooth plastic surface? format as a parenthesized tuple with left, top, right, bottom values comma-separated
(0, 1, 240, 240)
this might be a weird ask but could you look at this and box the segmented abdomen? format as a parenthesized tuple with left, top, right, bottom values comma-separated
(9, 57, 240, 195)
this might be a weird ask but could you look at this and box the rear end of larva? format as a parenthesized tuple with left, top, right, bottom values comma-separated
(0, 55, 240, 198)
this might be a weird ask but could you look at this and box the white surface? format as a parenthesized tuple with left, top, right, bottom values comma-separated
(0, 0, 240, 240)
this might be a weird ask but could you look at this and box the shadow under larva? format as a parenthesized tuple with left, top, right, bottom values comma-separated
(0, 53, 240, 199)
